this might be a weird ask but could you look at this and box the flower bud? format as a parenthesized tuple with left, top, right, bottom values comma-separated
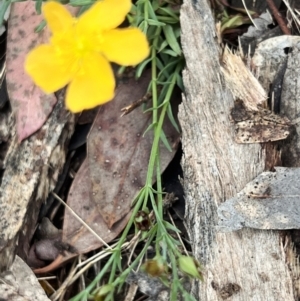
(135, 210, 151, 231)
(93, 284, 114, 301)
(178, 256, 203, 280)
(142, 257, 169, 277)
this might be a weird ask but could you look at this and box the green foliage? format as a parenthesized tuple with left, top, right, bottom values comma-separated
(218, 6, 256, 33)
(0, 0, 202, 299)
(70, 1, 197, 300)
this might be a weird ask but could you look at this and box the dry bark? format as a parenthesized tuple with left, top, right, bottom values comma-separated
(0, 256, 51, 301)
(179, 1, 295, 300)
(0, 93, 74, 274)
(280, 39, 300, 299)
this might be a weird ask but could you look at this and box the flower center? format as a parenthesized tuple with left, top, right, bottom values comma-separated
(52, 25, 105, 77)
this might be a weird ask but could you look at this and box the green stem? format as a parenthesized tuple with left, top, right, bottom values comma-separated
(150, 26, 162, 128)
(69, 255, 115, 301)
(112, 228, 156, 287)
(169, 251, 179, 301)
(156, 146, 163, 219)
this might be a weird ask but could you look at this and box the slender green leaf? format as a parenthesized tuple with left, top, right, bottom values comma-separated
(34, 19, 46, 33)
(136, 57, 152, 78)
(0, 1, 10, 27)
(162, 24, 181, 56)
(139, 20, 149, 33)
(176, 73, 184, 91)
(157, 60, 179, 79)
(157, 16, 179, 24)
(160, 129, 172, 152)
(146, 0, 158, 20)
(157, 7, 179, 20)
(147, 18, 165, 26)
(35, 0, 43, 14)
(161, 48, 179, 57)
(167, 103, 180, 132)
(143, 122, 156, 137)
(163, 221, 181, 233)
(69, 0, 94, 6)
(158, 40, 169, 52)
(155, 56, 164, 72)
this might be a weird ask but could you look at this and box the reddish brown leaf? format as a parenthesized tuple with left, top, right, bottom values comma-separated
(87, 73, 180, 228)
(6, 3, 78, 142)
(62, 160, 130, 256)
(6, 2, 57, 142)
(35, 158, 131, 272)
(54, 74, 180, 265)
(33, 254, 67, 274)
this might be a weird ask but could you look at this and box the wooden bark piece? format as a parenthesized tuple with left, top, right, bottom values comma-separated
(0, 94, 74, 272)
(230, 99, 290, 143)
(179, 1, 294, 300)
(281, 41, 300, 167)
(279, 36, 300, 299)
(0, 256, 50, 301)
(221, 49, 267, 110)
(218, 167, 300, 231)
(252, 36, 300, 92)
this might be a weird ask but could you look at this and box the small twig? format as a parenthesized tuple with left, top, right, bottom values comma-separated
(127, 231, 141, 266)
(51, 192, 111, 249)
(124, 283, 138, 301)
(266, 0, 291, 35)
(241, 0, 258, 29)
(283, 0, 300, 32)
(40, 279, 56, 295)
(120, 92, 152, 116)
(51, 241, 132, 300)
(167, 211, 189, 256)
(51, 258, 79, 301)
(37, 276, 57, 281)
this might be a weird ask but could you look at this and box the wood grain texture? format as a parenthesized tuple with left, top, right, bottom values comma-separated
(281, 43, 300, 167)
(0, 93, 74, 272)
(0, 256, 51, 301)
(179, 0, 294, 300)
(280, 40, 300, 299)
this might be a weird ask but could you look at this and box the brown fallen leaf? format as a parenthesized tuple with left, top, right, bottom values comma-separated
(6, 2, 57, 142)
(230, 99, 290, 143)
(34, 160, 130, 273)
(87, 73, 180, 228)
(62, 160, 130, 255)
(37, 73, 180, 271)
(6, 3, 78, 142)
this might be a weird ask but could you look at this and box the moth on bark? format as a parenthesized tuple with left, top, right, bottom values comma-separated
(230, 99, 290, 143)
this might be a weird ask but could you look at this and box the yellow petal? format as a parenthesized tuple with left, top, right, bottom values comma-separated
(43, 2, 74, 35)
(25, 45, 74, 93)
(65, 53, 115, 113)
(101, 28, 150, 65)
(76, 0, 131, 35)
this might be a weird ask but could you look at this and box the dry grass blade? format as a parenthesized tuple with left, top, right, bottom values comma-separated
(283, 0, 300, 32)
(52, 192, 111, 249)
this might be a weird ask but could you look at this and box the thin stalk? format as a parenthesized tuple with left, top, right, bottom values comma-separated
(150, 26, 162, 127)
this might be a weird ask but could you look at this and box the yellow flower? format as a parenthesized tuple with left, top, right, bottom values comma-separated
(25, 0, 149, 113)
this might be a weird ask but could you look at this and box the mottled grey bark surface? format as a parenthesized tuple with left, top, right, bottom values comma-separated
(0, 256, 51, 301)
(218, 167, 300, 231)
(0, 94, 74, 273)
(281, 41, 300, 167)
(179, 0, 295, 300)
